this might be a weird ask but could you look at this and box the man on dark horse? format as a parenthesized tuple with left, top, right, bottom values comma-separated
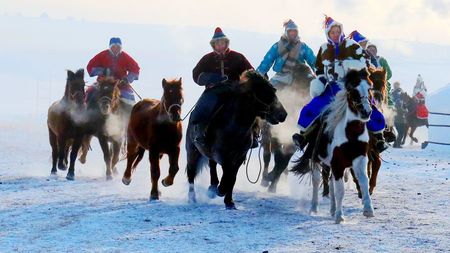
(191, 27, 256, 147)
(256, 19, 316, 87)
(292, 16, 388, 169)
(86, 37, 140, 113)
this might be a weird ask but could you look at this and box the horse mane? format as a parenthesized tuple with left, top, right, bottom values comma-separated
(97, 77, 121, 112)
(369, 68, 387, 102)
(324, 89, 348, 136)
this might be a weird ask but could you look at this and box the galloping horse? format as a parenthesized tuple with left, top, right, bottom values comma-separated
(47, 69, 86, 180)
(350, 68, 388, 197)
(122, 78, 183, 201)
(401, 92, 429, 144)
(260, 63, 314, 192)
(186, 71, 287, 209)
(82, 77, 124, 180)
(293, 69, 375, 224)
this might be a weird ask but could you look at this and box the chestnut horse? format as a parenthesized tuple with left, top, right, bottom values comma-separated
(122, 78, 183, 201)
(47, 69, 86, 180)
(82, 77, 124, 180)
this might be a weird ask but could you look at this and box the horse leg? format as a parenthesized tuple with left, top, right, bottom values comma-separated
(49, 128, 58, 175)
(207, 160, 219, 198)
(162, 147, 180, 187)
(98, 136, 112, 180)
(310, 162, 321, 214)
(329, 172, 336, 217)
(149, 150, 161, 201)
(186, 139, 202, 203)
(333, 173, 345, 224)
(122, 137, 144, 185)
(350, 168, 362, 199)
(261, 139, 271, 187)
(111, 139, 122, 175)
(78, 135, 91, 164)
(353, 156, 374, 217)
(223, 163, 240, 210)
(57, 136, 67, 170)
(410, 126, 418, 143)
(369, 156, 381, 195)
(268, 149, 291, 193)
(322, 165, 330, 197)
(66, 137, 82, 181)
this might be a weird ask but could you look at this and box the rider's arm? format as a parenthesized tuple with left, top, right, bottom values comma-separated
(256, 43, 278, 75)
(379, 57, 392, 80)
(124, 52, 140, 83)
(86, 51, 106, 77)
(239, 53, 254, 74)
(193, 55, 225, 86)
(302, 43, 316, 72)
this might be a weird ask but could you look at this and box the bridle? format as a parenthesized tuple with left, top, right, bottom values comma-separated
(252, 90, 277, 117)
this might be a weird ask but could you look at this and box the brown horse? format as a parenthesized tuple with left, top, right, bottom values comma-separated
(81, 77, 124, 180)
(122, 78, 183, 200)
(401, 92, 429, 144)
(47, 69, 86, 180)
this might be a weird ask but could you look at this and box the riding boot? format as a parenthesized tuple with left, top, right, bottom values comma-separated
(374, 133, 389, 153)
(292, 120, 319, 150)
(251, 133, 259, 149)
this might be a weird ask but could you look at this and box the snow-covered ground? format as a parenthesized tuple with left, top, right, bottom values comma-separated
(1, 115, 449, 253)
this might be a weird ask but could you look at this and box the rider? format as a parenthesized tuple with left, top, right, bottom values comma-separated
(256, 19, 316, 86)
(86, 37, 140, 108)
(292, 16, 388, 169)
(413, 74, 427, 102)
(191, 27, 255, 147)
(366, 42, 393, 105)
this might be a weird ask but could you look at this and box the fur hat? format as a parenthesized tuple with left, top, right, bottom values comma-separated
(323, 15, 344, 44)
(348, 30, 368, 44)
(109, 37, 122, 47)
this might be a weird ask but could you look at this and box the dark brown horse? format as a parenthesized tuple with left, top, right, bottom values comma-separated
(401, 92, 429, 144)
(187, 71, 287, 209)
(81, 77, 124, 180)
(260, 63, 313, 192)
(122, 78, 183, 200)
(47, 69, 86, 180)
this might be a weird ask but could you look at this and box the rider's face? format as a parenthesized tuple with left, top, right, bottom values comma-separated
(359, 41, 367, 49)
(214, 40, 228, 53)
(110, 45, 121, 55)
(328, 26, 341, 43)
(367, 46, 377, 56)
(287, 30, 298, 41)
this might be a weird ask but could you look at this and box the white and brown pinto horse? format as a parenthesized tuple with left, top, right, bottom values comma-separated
(307, 69, 375, 224)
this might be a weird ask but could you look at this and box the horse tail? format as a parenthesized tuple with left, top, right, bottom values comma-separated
(290, 156, 312, 178)
(132, 147, 145, 170)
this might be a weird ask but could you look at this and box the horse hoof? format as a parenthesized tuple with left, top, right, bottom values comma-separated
(207, 185, 218, 199)
(310, 205, 318, 214)
(161, 178, 173, 187)
(188, 193, 197, 204)
(122, 177, 131, 186)
(358, 192, 362, 199)
(335, 215, 345, 224)
(149, 195, 159, 201)
(260, 178, 270, 187)
(66, 173, 75, 181)
(225, 202, 236, 210)
(50, 170, 57, 176)
(78, 157, 86, 164)
(268, 185, 277, 193)
(106, 175, 113, 181)
(217, 186, 226, 197)
(58, 164, 67, 171)
(363, 210, 375, 218)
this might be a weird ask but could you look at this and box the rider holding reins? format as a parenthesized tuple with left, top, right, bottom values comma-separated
(293, 16, 388, 170)
(86, 37, 140, 108)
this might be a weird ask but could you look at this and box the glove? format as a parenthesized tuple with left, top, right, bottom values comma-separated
(197, 72, 228, 86)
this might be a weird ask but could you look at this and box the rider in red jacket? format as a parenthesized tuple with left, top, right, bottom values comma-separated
(86, 37, 140, 105)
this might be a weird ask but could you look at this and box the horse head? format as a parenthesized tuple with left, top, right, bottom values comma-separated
(344, 69, 372, 121)
(65, 69, 85, 106)
(162, 78, 184, 122)
(240, 70, 287, 125)
(96, 77, 121, 115)
(369, 68, 387, 105)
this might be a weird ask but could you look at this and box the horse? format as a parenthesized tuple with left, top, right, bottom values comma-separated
(186, 70, 287, 209)
(401, 92, 429, 144)
(47, 69, 86, 180)
(81, 77, 124, 180)
(292, 69, 375, 224)
(122, 78, 183, 200)
(260, 63, 314, 192)
(349, 68, 388, 198)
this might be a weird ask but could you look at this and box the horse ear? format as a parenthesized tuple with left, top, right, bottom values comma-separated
(67, 70, 75, 80)
(178, 77, 182, 83)
(75, 69, 84, 78)
(162, 78, 168, 89)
